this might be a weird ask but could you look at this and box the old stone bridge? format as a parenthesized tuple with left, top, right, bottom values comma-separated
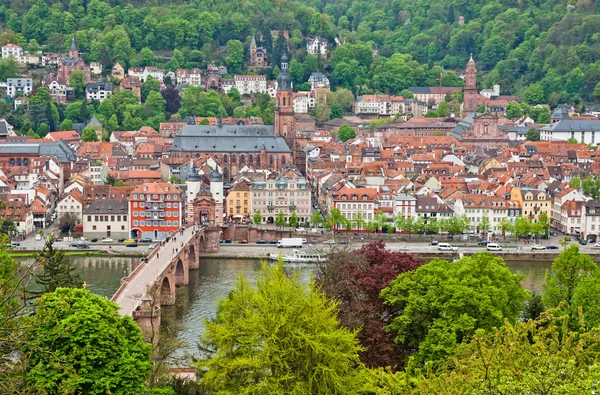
(111, 225, 221, 343)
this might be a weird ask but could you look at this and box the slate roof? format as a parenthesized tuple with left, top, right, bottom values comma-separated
(171, 125, 290, 153)
(0, 141, 75, 162)
(541, 120, 600, 132)
(451, 112, 481, 139)
(83, 199, 128, 215)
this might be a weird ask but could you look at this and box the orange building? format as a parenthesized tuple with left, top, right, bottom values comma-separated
(128, 182, 184, 240)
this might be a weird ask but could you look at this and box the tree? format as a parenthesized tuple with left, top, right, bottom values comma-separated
(512, 215, 531, 240)
(498, 217, 512, 240)
(36, 122, 49, 137)
(79, 99, 89, 123)
(142, 76, 161, 103)
(524, 84, 546, 105)
(526, 128, 540, 141)
(81, 126, 98, 142)
(310, 210, 323, 228)
(325, 207, 347, 230)
(381, 253, 528, 370)
(251, 209, 263, 226)
(478, 213, 490, 234)
(69, 70, 86, 99)
(568, 137, 578, 144)
(22, 288, 152, 394)
(317, 241, 423, 369)
(333, 88, 354, 112)
(338, 124, 356, 142)
(0, 219, 16, 236)
(542, 245, 600, 329)
(35, 235, 81, 293)
(352, 211, 367, 231)
(198, 262, 364, 394)
(330, 103, 344, 119)
(505, 101, 523, 119)
(275, 211, 286, 229)
(161, 87, 181, 115)
(569, 176, 581, 190)
(57, 212, 78, 232)
(411, 312, 600, 393)
(225, 40, 244, 73)
(446, 214, 468, 236)
(59, 119, 73, 131)
(582, 176, 600, 199)
(288, 211, 299, 228)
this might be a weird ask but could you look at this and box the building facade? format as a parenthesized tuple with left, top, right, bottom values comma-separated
(128, 183, 184, 240)
(83, 200, 129, 240)
(57, 37, 91, 84)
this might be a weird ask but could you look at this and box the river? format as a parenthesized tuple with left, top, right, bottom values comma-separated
(20, 256, 552, 358)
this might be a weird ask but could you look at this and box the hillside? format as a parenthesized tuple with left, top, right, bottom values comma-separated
(0, 0, 598, 104)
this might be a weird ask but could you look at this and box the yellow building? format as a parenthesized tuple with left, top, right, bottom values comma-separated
(225, 181, 250, 219)
(510, 187, 552, 223)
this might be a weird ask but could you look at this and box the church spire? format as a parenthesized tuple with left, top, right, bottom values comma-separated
(251, 35, 257, 47)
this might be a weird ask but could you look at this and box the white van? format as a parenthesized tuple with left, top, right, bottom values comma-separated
(487, 243, 502, 251)
(438, 243, 458, 251)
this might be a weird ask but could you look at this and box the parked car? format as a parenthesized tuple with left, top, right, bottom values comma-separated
(101, 238, 113, 243)
(140, 238, 152, 243)
(148, 244, 156, 249)
(71, 243, 89, 249)
(595, 242, 600, 248)
(398, 246, 409, 251)
(546, 244, 559, 249)
(486, 243, 502, 251)
(123, 239, 136, 244)
(531, 245, 546, 250)
(10, 242, 20, 247)
(126, 243, 138, 248)
(35, 234, 41, 241)
(296, 227, 305, 233)
(256, 239, 267, 244)
(239, 239, 248, 244)
(438, 243, 457, 251)
(323, 239, 336, 244)
(478, 240, 489, 246)
(430, 240, 439, 246)
(269, 240, 278, 244)
(90, 238, 98, 243)
(549, 230, 556, 236)
(302, 238, 307, 244)
(118, 238, 126, 243)
(580, 239, 587, 245)
(339, 240, 349, 245)
(224, 239, 232, 244)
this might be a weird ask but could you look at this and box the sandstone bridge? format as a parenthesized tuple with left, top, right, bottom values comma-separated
(111, 225, 221, 343)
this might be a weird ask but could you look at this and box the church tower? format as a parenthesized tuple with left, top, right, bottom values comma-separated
(69, 36, 79, 58)
(275, 51, 296, 141)
(463, 55, 478, 113)
(250, 36, 257, 65)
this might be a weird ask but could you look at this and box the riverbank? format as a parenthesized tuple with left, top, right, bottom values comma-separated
(9, 249, 146, 258)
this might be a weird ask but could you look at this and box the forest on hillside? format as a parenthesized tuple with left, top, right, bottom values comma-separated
(0, 0, 598, 105)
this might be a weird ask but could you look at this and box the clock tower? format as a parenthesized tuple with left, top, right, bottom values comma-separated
(463, 55, 478, 113)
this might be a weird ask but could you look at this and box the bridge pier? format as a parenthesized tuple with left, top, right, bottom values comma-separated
(132, 298, 161, 347)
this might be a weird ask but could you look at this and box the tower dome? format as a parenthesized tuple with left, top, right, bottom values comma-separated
(276, 51, 292, 91)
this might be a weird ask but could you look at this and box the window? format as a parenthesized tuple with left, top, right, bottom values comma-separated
(174, 220, 179, 226)
(87, 216, 91, 221)
(140, 194, 144, 199)
(133, 220, 138, 226)
(111, 215, 115, 222)
(173, 203, 178, 208)
(133, 202, 137, 208)
(121, 225, 125, 230)
(92, 225, 96, 230)
(140, 220, 145, 226)
(140, 202, 145, 208)
(133, 194, 137, 199)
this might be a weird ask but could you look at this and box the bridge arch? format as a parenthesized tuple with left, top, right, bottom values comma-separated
(175, 258, 188, 286)
(159, 276, 175, 305)
(199, 234, 206, 252)
(187, 244, 198, 269)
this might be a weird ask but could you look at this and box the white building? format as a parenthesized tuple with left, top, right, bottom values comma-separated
(143, 66, 164, 82)
(176, 68, 202, 86)
(83, 200, 129, 240)
(581, 200, 600, 242)
(250, 167, 312, 224)
(480, 84, 500, 99)
(307, 37, 328, 59)
(234, 75, 267, 95)
(552, 188, 586, 230)
(293, 91, 315, 114)
(4, 78, 32, 98)
(43, 79, 69, 104)
(353, 95, 391, 115)
(90, 62, 103, 75)
(393, 194, 416, 219)
(85, 82, 112, 102)
(2, 44, 23, 61)
(308, 72, 330, 90)
(56, 193, 83, 222)
(332, 185, 378, 229)
(540, 120, 600, 145)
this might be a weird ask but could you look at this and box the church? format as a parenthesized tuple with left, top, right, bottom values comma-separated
(57, 37, 91, 84)
(170, 52, 300, 181)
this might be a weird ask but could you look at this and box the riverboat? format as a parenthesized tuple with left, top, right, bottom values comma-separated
(269, 250, 327, 263)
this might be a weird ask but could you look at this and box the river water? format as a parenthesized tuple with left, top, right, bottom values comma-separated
(23, 256, 552, 358)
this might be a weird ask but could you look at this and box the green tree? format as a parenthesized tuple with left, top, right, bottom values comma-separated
(251, 209, 263, 226)
(225, 40, 244, 73)
(142, 76, 161, 103)
(569, 176, 581, 190)
(381, 253, 528, 370)
(505, 101, 523, 119)
(310, 210, 323, 228)
(81, 126, 98, 142)
(352, 211, 367, 231)
(325, 207, 347, 230)
(524, 83, 546, 105)
(79, 99, 89, 123)
(543, 245, 600, 329)
(512, 215, 531, 240)
(526, 128, 540, 141)
(59, 119, 73, 131)
(478, 213, 490, 234)
(22, 288, 152, 394)
(275, 211, 286, 229)
(411, 312, 600, 393)
(57, 212, 78, 233)
(582, 176, 600, 199)
(35, 235, 81, 293)
(568, 137, 578, 144)
(498, 218, 512, 240)
(330, 103, 344, 119)
(289, 211, 299, 228)
(338, 124, 356, 142)
(198, 262, 364, 394)
(37, 122, 49, 137)
(69, 70, 86, 99)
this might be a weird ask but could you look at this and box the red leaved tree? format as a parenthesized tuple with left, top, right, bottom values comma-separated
(316, 240, 423, 370)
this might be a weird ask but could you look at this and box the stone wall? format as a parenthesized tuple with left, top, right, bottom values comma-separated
(221, 225, 294, 242)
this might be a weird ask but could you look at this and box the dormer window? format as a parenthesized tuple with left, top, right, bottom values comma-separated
(342, 195, 347, 200)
